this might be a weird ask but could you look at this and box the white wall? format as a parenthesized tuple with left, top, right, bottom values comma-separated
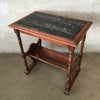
(0, 0, 100, 53)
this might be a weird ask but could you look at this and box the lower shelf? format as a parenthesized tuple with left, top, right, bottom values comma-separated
(26, 43, 77, 71)
(27, 54, 68, 71)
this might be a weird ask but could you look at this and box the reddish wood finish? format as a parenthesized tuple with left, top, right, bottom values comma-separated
(77, 35, 86, 72)
(9, 11, 92, 48)
(14, 29, 29, 72)
(9, 11, 92, 95)
(26, 43, 76, 67)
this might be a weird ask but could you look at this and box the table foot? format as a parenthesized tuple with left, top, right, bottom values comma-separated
(24, 70, 29, 75)
(65, 58, 81, 95)
(77, 68, 81, 72)
(64, 88, 70, 95)
(24, 60, 38, 75)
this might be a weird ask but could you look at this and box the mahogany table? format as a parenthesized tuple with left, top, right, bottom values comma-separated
(9, 11, 92, 95)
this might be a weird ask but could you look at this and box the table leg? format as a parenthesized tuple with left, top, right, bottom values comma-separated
(64, 47, 75, 95)
(77, 35, 86, 71)
(64, 35, 86, 95)
(14, 29, 29, 74)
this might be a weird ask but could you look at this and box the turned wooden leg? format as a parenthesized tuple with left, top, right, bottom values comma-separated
(14, 29, 29, 74)
(77, 35, 86, 71)
(64, 47, 75, 95)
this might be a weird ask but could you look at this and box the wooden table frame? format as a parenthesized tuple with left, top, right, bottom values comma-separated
(9, 11, 92, 95)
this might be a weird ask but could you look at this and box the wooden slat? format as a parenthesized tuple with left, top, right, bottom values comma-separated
(27, 54, 68, 71)
(26, 43, 76, 66)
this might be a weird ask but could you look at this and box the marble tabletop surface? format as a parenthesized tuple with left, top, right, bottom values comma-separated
(15, 12, 87, 40)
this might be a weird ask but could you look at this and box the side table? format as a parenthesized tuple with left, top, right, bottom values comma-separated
(9, 11, 92, 95)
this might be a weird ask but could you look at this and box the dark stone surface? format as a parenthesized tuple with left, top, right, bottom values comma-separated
(15, 12, 87, 40)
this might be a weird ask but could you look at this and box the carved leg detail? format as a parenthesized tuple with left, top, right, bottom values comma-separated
(14, 29, 29, 73)
(65, 36, 86, 95)
(77, 35, 86, 72)
(14, 29, 41, 74)
(64, 47, 75, 95)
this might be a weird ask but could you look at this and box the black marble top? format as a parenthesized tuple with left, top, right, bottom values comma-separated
(15, 12, 87, 40)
